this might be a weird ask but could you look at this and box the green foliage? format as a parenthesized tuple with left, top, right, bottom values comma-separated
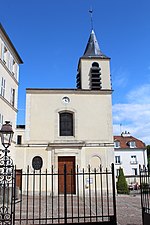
(117, 168, 129, 194)
(147, 145, 150, 170)
(146, 145, 150, 157)
(148, 157, 150, 166)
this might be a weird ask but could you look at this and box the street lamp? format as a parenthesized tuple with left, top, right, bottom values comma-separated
(0, 121, 14, 150)
(0, 120, 14, 176)
(0, 121, 14, 224)
(0, 120, 14, 178)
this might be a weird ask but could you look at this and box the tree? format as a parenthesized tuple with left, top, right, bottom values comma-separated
(147, 145, 150, 157)
(147, 145, 150, 170)
(117, 168, 129, 194)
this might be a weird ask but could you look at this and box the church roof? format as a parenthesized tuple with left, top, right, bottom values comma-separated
(83, 29, 109, 59)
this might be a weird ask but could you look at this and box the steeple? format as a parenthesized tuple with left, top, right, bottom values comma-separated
(83, 29, 108, 58)
(76, 29, 111, 90)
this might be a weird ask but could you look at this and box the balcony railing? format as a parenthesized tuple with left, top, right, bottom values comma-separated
(130, 161, 138, 164)
(115, 161, 122, 165)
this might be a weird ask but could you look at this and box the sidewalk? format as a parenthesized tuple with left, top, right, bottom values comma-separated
(117, 194, 142, 225)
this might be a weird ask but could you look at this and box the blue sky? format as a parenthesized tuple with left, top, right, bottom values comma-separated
(1, 0, 150, 144)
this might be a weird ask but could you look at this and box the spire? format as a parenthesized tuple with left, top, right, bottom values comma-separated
(83, 29, 109, 58)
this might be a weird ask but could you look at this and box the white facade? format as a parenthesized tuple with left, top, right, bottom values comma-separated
(115, 149, 147, 175)
(114, 132, 147, 185)
(0, 24, 23, 158)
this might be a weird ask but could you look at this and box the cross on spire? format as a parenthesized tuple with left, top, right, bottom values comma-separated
(89, 8, 94, 31)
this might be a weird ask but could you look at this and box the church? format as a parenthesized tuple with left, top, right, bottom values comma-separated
(15, 29, 114, 189)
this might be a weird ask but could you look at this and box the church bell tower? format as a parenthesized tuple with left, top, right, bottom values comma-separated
(76, 30, 112, 91)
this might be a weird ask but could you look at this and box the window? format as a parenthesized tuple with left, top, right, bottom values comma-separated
(8, 54, 13, 72)
(1, 42, 5, 62)
(2, 45, 7, 64)
(92, 62, 99, 67)
(32, 156, 43, 170)
(10, 88, 15, 106)
(13, 62, 19, 80)
(0, 113, 3, 128)
(130, 155, 137, 164)
(116, 169, 120, 177)
(17, 135, 22, 145)
(76, 71, 81, 89)
(90, 62, 102, 90)
(114, 141, 120, 148)
(132, 168, 138, 176)
(1, 77, 5, 97)
(129, 141, 136, 148)
(115, 156, 121, 164)
(59, 112, 73, 136)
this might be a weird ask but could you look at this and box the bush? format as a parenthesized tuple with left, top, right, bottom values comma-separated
(117, 168, 129, 194)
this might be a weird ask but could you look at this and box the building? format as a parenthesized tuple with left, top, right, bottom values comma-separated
(15, 29, 114, 194)
(114, 131, 147, 186)
(0, 24, 23, 158)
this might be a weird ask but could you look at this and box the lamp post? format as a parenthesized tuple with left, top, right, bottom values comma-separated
(0, 121, 14, 224)
(0, 121, 14, 180)
(0, 121, 14, 150)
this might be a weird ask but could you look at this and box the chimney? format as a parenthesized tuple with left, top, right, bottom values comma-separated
(121, 131, 131, 137)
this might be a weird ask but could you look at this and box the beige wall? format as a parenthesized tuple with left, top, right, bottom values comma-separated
(15, 88, 114, 174)
(80, 58, 111, 90)
(25, 90, 113, 144)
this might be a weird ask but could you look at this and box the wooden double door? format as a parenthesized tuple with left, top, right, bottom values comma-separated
(58, 156, 76, 194)
(16, 169, 22, 190)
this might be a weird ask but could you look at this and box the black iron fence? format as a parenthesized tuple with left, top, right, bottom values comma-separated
(12, 163, 117, 225)
(140, 167, 150, 225)
(0, 154, 16, 225)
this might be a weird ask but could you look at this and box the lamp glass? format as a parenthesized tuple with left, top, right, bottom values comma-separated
(0, 122, 14, 148)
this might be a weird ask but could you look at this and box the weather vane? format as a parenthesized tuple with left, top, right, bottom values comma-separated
(89, 8, 94, 30)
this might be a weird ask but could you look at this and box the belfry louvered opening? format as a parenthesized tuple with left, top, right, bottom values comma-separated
(76, 71, 81, 89)
(90, 62, 101, 90)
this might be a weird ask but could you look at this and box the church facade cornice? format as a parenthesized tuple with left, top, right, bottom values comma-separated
(26, 88, 113, 94)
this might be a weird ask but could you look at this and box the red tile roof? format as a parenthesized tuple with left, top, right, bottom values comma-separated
(114, 135, 146, 149)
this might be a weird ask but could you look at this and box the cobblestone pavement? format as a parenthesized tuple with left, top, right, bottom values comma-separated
(116, 194, 142, 225)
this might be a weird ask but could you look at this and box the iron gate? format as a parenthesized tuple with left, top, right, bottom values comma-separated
(0, 154, 16, 225)
(0, 163, 117, 225)
(140, 166, 150, 225)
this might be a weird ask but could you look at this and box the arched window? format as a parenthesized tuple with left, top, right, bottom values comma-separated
(92, 62, 99, 67)
(59, 112, 74, 136)
(90, 62, 102, 90)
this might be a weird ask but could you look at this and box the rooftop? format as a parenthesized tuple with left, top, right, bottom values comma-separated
(114, 134, 146, 149)
(82, 29, 109, 59)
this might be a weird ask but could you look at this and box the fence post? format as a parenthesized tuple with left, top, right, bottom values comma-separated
(112, 163, 117, 225)
(140, 165, 145, 225)
(64, 164, 67, 223)
(12, 166, 16, 225)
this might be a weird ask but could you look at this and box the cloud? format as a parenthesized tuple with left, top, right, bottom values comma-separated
(112, 67, 129, 88)
(127, 84, 150, 104)
(113, 84, 150, 144)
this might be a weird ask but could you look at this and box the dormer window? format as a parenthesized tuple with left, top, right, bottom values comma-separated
(114, 141, 120, 148)
(129, 141, 136, 148)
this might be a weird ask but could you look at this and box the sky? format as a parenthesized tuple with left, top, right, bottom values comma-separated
(1, 0, 150, 144)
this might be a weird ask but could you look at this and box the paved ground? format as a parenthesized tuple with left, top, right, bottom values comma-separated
(14, 192, 143, 225)
(117, 193, 142, 225)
